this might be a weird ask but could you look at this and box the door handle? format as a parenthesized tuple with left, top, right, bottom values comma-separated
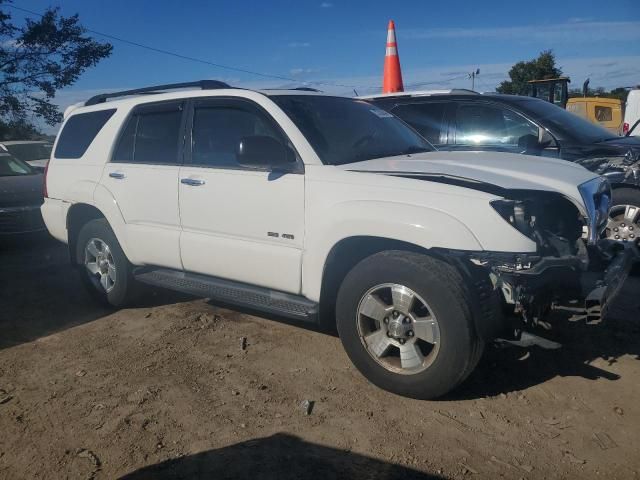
(109, 171, 126, 179)
(181, 178, 205, 186)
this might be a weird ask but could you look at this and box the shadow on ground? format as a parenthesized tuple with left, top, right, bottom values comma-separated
(452, 263, 640, 399)
(2, 234, 639, 398)
(119, 433, 443, 480)
(0, 234, 192, 350)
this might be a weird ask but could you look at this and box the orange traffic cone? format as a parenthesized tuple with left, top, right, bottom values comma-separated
(382, 20, 404, 93)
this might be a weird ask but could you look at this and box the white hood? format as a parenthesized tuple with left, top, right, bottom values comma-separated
(338, 150, 599, 203)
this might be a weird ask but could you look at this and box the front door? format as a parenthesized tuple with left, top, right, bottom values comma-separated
(448, 102, 543, 155)
(178, 97, 305, 294)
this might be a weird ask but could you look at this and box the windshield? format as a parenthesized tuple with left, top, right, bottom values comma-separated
(0, 154, 36, 176)
(4, 143, 52, 162)
(271, 95, 433, 165)
(516, 98, 617, 143)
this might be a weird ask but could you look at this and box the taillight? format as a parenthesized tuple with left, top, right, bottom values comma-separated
(623, 122, 630, 135)
(43, 160, 50, 198)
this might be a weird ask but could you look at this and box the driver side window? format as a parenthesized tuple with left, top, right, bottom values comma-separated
(454, 103, 539, 148)
(190, 102, 284, 168)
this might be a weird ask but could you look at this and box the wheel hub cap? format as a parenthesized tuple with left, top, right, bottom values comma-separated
(388, 315, 411, 339)
(357, 283, 440, 375)
(84, 238, 116, 293)
(606, 205, 639, 243)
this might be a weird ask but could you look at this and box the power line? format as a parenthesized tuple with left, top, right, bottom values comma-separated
(5, 4, 359, 89)
(6, 4, 488, 95)
(404, 74, 469, 89)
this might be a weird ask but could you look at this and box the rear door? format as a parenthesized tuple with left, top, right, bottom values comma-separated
(178, 97, 305, 294)
(102, 100, 186, 269)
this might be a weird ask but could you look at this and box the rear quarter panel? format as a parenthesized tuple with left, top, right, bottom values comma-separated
(46, 106, 132, 251)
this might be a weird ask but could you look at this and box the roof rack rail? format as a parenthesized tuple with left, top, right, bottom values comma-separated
(448, 89, 480, 95)
(85, 80, 232, 106)
(291, 87, 321, 92)
(358, 88, 480, 100)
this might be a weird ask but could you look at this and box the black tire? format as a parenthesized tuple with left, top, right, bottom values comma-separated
(76, 218, 137, 308)
(336, 250, 483, 400)
(612, 187, 640, 210)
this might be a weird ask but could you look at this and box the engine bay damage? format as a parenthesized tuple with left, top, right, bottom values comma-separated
(396, 171, 636, 345)
(459, 241, 639, 344)
(437, 186, 637, 345)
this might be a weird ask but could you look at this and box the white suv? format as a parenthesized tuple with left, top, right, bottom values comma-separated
(42, 81, 635, 399)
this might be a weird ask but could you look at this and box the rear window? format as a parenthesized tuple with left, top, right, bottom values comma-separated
(54, 109, 116, 159)
(595, 106, 613, 122)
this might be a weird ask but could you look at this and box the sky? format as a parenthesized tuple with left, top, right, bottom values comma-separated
(11, 0, 640, 133)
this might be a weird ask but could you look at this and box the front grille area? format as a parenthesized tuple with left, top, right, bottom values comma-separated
(0, 205, 45, 234)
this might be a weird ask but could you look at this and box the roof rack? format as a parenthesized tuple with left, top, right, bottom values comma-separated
(449, 89, 479, 95)
(85, 80, 232, 106)
(291, 87, 321, 92)
(358, 88, 480, 100)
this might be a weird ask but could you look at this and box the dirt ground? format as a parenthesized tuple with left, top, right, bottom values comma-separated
(1, 234, 639, 480)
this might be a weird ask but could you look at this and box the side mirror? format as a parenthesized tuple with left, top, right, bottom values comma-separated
(237, 135, 295, 169)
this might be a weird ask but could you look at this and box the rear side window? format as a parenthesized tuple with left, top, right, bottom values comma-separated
(391, 102, 447, 144)
(113, 102, 184, 164)
(54, 109, 116, 159)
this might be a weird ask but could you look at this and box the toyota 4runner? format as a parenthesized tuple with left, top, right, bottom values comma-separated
(42, 81, 637, 399)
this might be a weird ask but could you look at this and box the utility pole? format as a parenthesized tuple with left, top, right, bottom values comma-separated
(469, 68, 480, 91)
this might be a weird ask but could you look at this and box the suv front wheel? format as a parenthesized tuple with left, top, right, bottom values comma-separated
(606, 188, 640, 244)
(336, 250, 483, 399)
(76, 218, 137, 307)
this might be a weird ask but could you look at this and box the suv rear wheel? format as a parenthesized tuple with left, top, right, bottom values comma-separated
(76, 218, 137, 307)
(336, 250, 482, 399)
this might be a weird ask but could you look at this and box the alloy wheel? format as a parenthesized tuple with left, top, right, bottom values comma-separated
(606, 204, 640, 243)
(356, 283, 441, 375)
(84, 238, 116, 293)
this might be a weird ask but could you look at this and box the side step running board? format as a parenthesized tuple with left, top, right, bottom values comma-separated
(134, 268, 318, 323)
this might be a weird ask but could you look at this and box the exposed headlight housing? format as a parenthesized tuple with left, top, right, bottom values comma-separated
(490, 199, 534, 239)
(490, 191, 587, 256)
(578, 177, 611, 245)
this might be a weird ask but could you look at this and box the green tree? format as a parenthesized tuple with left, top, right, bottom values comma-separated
(496, 50, 563, 95)
(607, 87, 629, 102)
(0, 1, 112, 139)
(569, 86, 629, 102)
(0, 118, 42, 140)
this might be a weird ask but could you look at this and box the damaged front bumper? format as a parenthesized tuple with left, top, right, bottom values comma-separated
(458, 240, 639, 339)
(585, 241, 640, 321)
